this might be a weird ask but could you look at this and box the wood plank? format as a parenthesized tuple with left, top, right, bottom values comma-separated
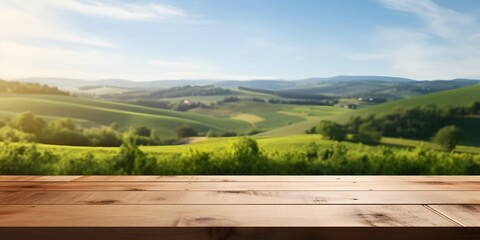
(429, 205, 480, 226)
(0, 176, 82, 181)
(61, 175, 480, 182)
(1, 227, 479, 240)
(1, 190, 479, 205)
(2, 175, 479, 182)
(0, 205, 456, 227)
(0, 181, 478, 191)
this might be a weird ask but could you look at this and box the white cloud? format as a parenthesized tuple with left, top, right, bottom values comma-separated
(51, 0, 186, 20)
(0, 0, 221, 81)
(379, 0, 476, 38)
(349, 0, 480, 79)
(0, 1, 113, 47)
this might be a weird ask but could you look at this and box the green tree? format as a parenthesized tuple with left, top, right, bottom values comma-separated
(12, 112, 46, 136)
(50, 118, 77, 131)
(433, 125, 463, 151)
(0, 126, 36, 142)
(110, 122, 119, 131)
(206, 130, 216, 137)
(115, 128, 153, 174)
(355, 123, 382, 145)
(135, 126, 151, 137)
(87, 128, 122, 147)
(175, 126, 198, 139)
(229, 137, 259, 158)
(316, 120, 346, 141)
(466, 101, 480, 114)
(43, 128, 91, 146)
(228, 137, 260, 173)
(118, 129, 139, 173)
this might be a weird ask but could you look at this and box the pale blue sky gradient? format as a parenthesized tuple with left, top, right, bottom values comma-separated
(1, 0, 480, 81)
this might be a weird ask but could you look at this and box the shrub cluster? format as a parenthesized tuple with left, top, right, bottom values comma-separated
(313, 102, 480, 148)
(1, 138, 478, 175)
(0, 112, 161, 147)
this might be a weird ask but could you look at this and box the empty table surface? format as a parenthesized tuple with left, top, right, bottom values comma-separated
(0, 175, 479, 240)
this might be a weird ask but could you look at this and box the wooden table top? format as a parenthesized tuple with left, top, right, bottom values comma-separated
(0, 175, 479, 240)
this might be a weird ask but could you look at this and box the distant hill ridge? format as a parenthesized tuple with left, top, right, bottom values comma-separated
(12, 76, 479, 100)
(260, 84, 480, 145)
(13, 75, 478, 89)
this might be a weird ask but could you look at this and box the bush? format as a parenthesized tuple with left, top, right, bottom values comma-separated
(0, 126, 35, 142)
(1, 140, 480, 175)
(433, 125, 463, 151)
(466, 101, 480, 114)
(206, 130, 216, 137)
(12, 111, 46, 136)
(135, 126, 152, 137)
(114, 129, 156, 174)
(59, 153, 115, 175)
(227, 138, 261, 173)
(0, 143, 58, 174)
(175, 126, 198, 139)
(41, 128, 91, 146)
(354, 123, 382, 145)
(317, 120, 347, 141)
(87, 128, 122, 147)
(219, 131, 237, 137)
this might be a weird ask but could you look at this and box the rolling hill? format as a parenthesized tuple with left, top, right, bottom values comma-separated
(16, 76, 479, 101)
(0, 94, 252, 137)
(329, 84, 480, 123)
(261, 84, 480, 143)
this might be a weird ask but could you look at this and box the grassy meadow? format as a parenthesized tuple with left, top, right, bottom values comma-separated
(0, 94, 251, 137)
(0, 83, 479, 175)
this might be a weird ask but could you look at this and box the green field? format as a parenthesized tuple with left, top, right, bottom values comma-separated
(1, 89, 479, 176)
(0, 93, 349, 138)
(262, 85, 480, 139)
(0, 94, 252, 137)
(258, 105, 350, 137)
(189, 100, 350, 131)
(24, 135, 332, 155)
(1, 84, 479, 176)
(330, 84, 480, 123)
(20, 133, 480, 158)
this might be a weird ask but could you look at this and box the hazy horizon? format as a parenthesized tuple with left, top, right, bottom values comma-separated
(1, 0, 480, 81)
(10, 75, 480, 83)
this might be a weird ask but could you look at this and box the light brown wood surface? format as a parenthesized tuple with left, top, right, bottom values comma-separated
(1, 180, 479, 191)
(0, 176, 478, 240)
(1, 190, 479, 205)
(0, 205, 456, 227)
(2, 175, 479, 182)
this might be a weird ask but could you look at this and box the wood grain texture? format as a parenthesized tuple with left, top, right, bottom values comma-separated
(1, 190, 479, 205)
(0, 176, 82, 181)
(0, 176, 479, 240)
(0, 205, 456, 227)
(2, 175, 479, 182)
(429, 205, 480, 226)
(1, 181, 479, 191)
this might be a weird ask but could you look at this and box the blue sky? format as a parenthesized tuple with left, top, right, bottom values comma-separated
(1, 0, 480, 81)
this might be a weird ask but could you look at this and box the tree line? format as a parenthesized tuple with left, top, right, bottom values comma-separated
(0, 112, 167, 147)
(313, 101, 480, 150)
(0, 112, 246, 147)
(0, 80, 69, 95)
